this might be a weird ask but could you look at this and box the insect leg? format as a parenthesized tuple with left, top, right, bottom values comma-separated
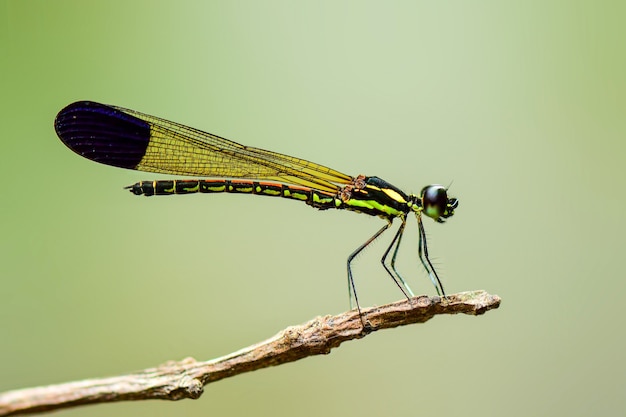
(382, 217, 415, 299)
(417, 214, 447, 298)
(347, 221, 392, 325)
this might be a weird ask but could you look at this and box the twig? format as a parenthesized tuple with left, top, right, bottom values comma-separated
(0, 290, 500, 416)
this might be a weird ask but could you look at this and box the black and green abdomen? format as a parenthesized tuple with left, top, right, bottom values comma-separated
(127, 179, 340, 210)
(125, 176, 410, 219)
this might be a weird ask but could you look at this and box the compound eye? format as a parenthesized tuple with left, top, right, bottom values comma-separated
(421, 185, 448, 220)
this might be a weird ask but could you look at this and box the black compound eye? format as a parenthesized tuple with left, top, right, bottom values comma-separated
(421, 185, 448, 220)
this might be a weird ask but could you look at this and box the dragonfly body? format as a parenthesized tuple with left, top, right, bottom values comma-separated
(128, 175, 412, 220)
(55, 101, 458, 324)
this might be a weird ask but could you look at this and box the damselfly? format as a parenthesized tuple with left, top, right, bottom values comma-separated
(54, 101, 458, 323)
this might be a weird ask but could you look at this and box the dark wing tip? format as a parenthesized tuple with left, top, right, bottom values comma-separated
(54, 101, 151, 170)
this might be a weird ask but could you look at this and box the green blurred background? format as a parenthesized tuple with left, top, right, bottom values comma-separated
(1, 1, 625, 416)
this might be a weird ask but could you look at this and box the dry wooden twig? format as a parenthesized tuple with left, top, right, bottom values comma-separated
(0, 290, 500, 416)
